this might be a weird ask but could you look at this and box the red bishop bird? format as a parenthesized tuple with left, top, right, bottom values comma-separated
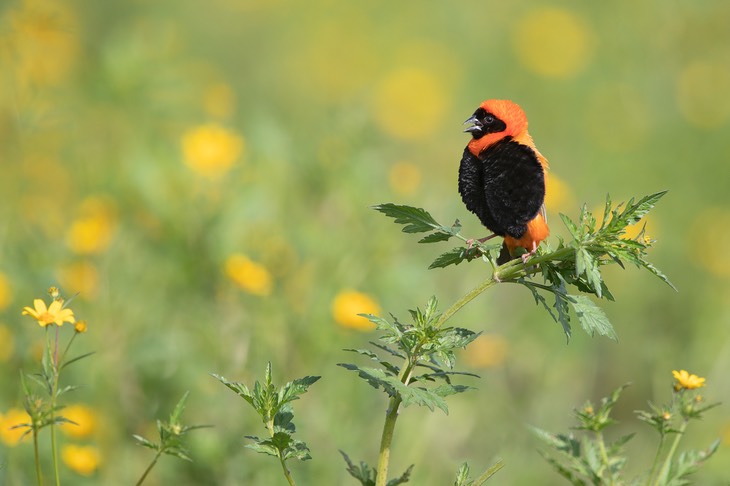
(459, 99, 549, 264)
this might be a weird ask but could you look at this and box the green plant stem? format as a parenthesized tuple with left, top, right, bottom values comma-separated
(653, 420, 688, 486)
(33, 428, 43, 486)
(474, 458, 505, 485)
(46, 327, 61, 486)
(135, 449, 163, 486)
(375, 358, 414, 486)
(596, 431, 614, 485)
(646, 434, 665, 486)
(265, 419, 296, 486)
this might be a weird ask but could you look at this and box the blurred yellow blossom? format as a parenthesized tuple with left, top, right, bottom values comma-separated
(544, 174, 575, 215)
(60, 404, 97, 438)
(57, 261, 99, 300)
(74, 320, 88, 333)
(0, 272, 12, 310)
(512, 7, 594, 79)
(225, 254, 273, 296)
(182, 124, 244, 178)
(66, 197, 118, 255)
(62, 444, 101, 476)
(0, 325, 15, 363)
(388, 161, 422, 196)
(331, 290, 381, 331)
(690, 207, 730, 277)
(203, 82, 236, 119)
(0, 408, 31, 446)
(462, 334, 508, 368)
(373, 68, 448, 140)
(672, 369, 706, 391)
(22, 298, 75, 327)
(5, 0, 79, 88)
(676, 60, 730, 129)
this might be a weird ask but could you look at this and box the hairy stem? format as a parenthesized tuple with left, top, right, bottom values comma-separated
(646, 434, 665, 486)
(653, 420, 687, 486)
(596, 431, 614, 485)
(265, 419, 296, 486)
(33, 428, 43, 486)
(375, 358, 414, 486)
(135, 449, 163, 486)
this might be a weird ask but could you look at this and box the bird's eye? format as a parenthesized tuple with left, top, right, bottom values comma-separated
(483, 115, 495, 125)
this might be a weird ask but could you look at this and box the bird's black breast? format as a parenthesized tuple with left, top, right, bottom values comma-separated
(458, 138, 545, 238)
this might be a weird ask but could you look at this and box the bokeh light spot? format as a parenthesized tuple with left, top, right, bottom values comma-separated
(512, 7, 594, 79)
(373, 68, 448, 140)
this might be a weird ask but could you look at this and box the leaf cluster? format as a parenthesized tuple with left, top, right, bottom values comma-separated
(338, 297, 478, 414)
(213, 363, 320, 462)
(340, 451, 413, 486)
(535, 383, 720, 485)
(375, 192, 673, 341)
(133, 392, 208, 462)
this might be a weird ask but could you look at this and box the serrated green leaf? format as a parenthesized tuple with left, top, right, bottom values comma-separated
(373, 203, 441, 233)
(212, 374, 255, 407)
(244, 438, 279, 457)
(133, 434, 159, 450)
(387, 464, 414, 486)
(419, 231, 453, 243)
(429, 247, 478, 269)
(278, 375, 320, 408)
(337, 364, 398, 396)
(169, 391, 189, 424)
(340, 450, 377, 486)
(569, 296, 617, 340)
(560, 213, 580, 240)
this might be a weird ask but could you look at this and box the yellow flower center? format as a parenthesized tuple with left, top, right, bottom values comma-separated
(39, 311, 55, 324)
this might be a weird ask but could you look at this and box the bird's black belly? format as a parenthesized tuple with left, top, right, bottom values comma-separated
(458, 137, 545, 239)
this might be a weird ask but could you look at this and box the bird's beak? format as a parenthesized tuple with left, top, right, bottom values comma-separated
(463, 115, 483, 134)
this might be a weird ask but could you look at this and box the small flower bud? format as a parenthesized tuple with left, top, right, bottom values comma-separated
(74, 320, 88, 333)
(661, 411, 671, 421)
(49, 287, 60, 299)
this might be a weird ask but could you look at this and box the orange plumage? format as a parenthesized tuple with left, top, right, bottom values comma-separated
(459, 99, 550, 263)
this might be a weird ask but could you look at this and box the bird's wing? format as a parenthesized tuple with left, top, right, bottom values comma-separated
(481, 139, 546, 239)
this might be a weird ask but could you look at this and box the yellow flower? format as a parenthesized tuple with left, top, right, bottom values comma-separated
(0, 325, 15, 363)
(388, 161, 422, 196)
(0, 408, 31, 446)
(66, 197, 118, 255)
(0, 272, 12, 310)
(512, 7, 595, 79)
(224, 254, 273, 296)
(331, 290, 381, 331)
(373, 68, 448, 140)
(544, 174, 575, 215)
(62, 444, 101, 476)
(60, 404, 96, 438)
(22, 298, 75, 327)
(182, 124, 244, 178)
(461, 334, 508, 368)
(74, 320, 88, 333)
(672, 369, 706, 391)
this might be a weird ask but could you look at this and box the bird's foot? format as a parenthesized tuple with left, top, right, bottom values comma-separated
(520, 242, 539, 264)
(467, 234, 497, 250)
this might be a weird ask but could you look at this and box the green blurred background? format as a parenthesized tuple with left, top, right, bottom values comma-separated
(1, 0, 729, 484)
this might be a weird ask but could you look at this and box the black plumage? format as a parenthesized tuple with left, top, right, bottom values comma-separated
(458, 137, 545, 239)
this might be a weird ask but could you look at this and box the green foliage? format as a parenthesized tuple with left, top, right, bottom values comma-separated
(374, 192, 673, 341)
(534, 381, 720, 485)
(213, 363, 320, 485)
(132, 392, 208, 462)
(340, 451, 414, 486)
(453, 459, 505, 486)
(338, 297, 477, 415)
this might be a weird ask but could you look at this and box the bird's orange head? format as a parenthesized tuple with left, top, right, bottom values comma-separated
(464, 99, 530, 156)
